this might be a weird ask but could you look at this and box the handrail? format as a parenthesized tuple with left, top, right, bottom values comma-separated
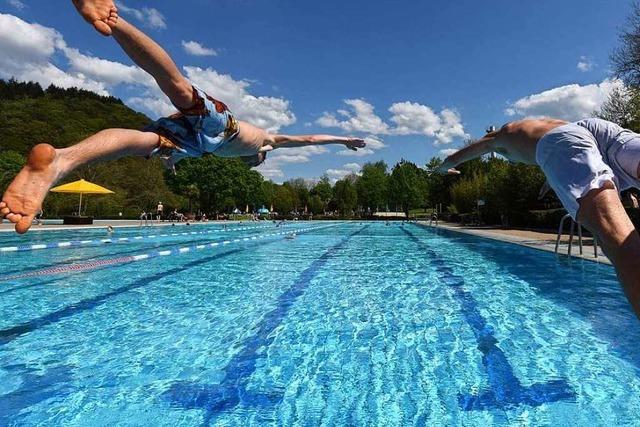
(555, 213, 598, 258)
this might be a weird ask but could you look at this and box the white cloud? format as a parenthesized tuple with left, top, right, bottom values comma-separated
(256, 166, 285, 181)
(0, 13, 109, 94)
(63, 46, 154, 87)
(389, 103, 467, 144)
(184, 66, 296, 131)
(6, 0, 25, 10)
(182, 40, 217, 57)
(267, 146, 329, 165)
(0, 13, 61, 62)
(317, 99, 390, 134)
(255, 145, 331, 182)
(505, 79, 623, 121)
(118, 2, 166, 29)
(317, 99, 467, 145)
(439, 148, 458, 158)
(388, 102, 441, 136)
(577, 56, 594, 72)
(337, 148, 375, 157)
(326, 162, 362, 183)
(127, 96, 175, 117)
(0, 14, 300, 127)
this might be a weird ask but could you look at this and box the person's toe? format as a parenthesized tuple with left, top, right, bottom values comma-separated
(0, 207, 10, 216)
(6, 213, 21, 224)
(94, 19, 112, 36)
(16, 215, 33, 234)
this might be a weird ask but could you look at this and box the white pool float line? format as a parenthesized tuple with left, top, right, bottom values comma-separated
(1, 225, 336, 281)
(0, 224, 276, 253)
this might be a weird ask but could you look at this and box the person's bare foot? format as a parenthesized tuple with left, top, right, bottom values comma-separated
(72, 0, 118, 36)
(0, 144, 60, 234)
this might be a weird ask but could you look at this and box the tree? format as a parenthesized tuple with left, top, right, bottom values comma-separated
(356, 161, 389, 213)
(388, 160, 427, 217)
(596, 86, 640, 131)
(273, 185, 295, 214)
(333, 177, 358, 216)
(424, 157, 456, 211)
(0, 151, 25, 194)
(612, 2, 640, 87)
(285, 178, 310, 212)
(167, 155, 263, 214)
(311, 175, 333, 212)
(450, 173, 487, 215)
(308, 195, 324, 215)
(260, 180, 278, 210)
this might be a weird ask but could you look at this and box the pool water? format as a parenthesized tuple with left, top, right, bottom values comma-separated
(0, 221, 639, 426)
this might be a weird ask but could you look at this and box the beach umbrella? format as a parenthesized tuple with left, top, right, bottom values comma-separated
(257, 206, 269, 215)
(51, 179, 114, 215)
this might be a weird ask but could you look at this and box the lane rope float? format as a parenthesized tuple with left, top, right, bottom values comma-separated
(0, 224, 275, 253)
(0, 224, 337, 281)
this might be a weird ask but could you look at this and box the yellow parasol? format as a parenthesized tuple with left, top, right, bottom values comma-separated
(51, 179, 114, 215)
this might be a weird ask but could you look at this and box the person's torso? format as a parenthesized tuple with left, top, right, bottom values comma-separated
(497, 119, 568, 164)
(213, 120, 269, 157)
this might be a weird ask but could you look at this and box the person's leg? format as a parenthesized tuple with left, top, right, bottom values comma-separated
(72, 1, 192, 107)
(0, 129, 159, 234)
(111, 18, 194, 109)
(578, 186, 640, 317)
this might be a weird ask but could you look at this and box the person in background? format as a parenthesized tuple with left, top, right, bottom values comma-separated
(156, 201, 164, 221)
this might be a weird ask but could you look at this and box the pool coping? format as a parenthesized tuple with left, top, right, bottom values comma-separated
(416, 221, 612, 266)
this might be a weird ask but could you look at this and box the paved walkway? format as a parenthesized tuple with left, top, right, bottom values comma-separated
(418, 221, 611, 265)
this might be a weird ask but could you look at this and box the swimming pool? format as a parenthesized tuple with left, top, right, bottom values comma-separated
(0, 221, 638, 426)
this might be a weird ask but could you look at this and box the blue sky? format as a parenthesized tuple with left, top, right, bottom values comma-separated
(0, 0, 630, 182)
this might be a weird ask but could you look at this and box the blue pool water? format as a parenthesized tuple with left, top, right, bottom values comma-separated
(1, 221, 639, 426)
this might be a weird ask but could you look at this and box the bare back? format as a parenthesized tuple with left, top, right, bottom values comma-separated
(214, 120, 271, 157)
(493, 119, 568, 164)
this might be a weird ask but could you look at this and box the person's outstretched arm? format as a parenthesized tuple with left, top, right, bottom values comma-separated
(438, 131, 499, 174)
(264, 135, 366, 152)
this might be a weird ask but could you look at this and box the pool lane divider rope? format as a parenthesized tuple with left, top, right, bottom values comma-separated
(0, 224, 274, 253)
(403, 225, 574, 410)
(0, 225, 336, 281)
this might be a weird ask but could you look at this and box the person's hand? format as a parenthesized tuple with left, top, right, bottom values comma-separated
(344, 137, 366, 151)
(436, 163, 461, 175)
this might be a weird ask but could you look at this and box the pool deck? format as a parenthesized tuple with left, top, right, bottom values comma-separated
(418, 221, 612, 265)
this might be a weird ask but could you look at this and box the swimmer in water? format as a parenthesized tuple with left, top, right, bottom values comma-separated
(438, 118, 640, 319)
(0, 0, 366, 236)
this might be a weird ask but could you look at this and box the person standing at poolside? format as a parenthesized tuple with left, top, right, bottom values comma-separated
(438, 118, 640, 318)
(0, 0, 366, 235)
(156, 201, 163, 222)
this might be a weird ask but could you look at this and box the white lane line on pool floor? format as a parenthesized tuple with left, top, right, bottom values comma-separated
(0, 224, 337, 281)
(0, 224, 274, 253)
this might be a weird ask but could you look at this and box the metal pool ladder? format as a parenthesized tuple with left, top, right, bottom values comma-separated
(554, 213, 599, 258)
